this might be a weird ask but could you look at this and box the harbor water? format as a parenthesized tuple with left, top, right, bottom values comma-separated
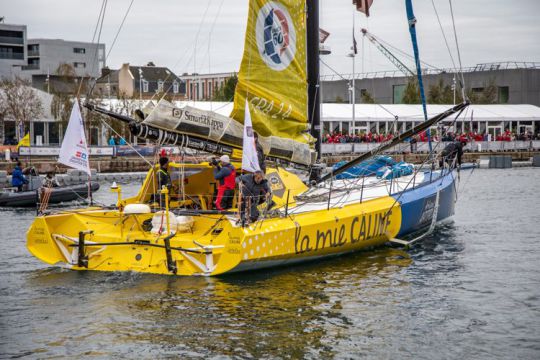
(1, 168, 539, 359)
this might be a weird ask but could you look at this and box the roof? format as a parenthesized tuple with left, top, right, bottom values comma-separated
(129, 66, 182, 83)
(94, 100, 540, 122)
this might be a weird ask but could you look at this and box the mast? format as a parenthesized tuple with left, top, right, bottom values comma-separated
(307, 0, 321, 159)
(405, 0, 432, 155)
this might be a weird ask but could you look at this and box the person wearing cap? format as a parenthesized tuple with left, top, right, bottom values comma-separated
(212, 154, 236, 210)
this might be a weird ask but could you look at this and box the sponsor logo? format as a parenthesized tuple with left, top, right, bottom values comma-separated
(256, 1, 297, 71)
(267, 172, 285, 198)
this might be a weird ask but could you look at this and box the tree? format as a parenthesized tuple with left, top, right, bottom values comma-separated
(212, 74, 238, 101)
(402, 78, 421, 104)
(360, 90, 375, 104)
(428, 78, 456, 104)
(333, 95, 346, 103)
(0, 76, 43, 141)
(478, 79, 497, 104)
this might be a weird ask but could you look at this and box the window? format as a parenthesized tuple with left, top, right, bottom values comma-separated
(73, 47, 86, 54)
(392, 84, 406, 104)
(208, 82, 212, 98)
(33, 122, 45, 145)
(27, 44, 39, 56)
(173, 81, 179, 94)
(157, 80, 164, 92)
(142, 80, 149, 93)
(73, 62, 86, 68)
(48, 122, 60, 145)
(498, 86, 509, 104)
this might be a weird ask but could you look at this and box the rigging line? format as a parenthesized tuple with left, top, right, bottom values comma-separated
(76, 0, 107, 98)
(448, 0, 466, 99)
(99, 118, 154, 168)
(193, 0, 213, 75)
(88, 0, 135, 98)
(430, 0, 457, 70)
(143, 0, 214, 115)
(319, 58, 397, 118)
(369, 32, 442, 71)
(105, 0, 135, 62)
(156, 0, 226, 108)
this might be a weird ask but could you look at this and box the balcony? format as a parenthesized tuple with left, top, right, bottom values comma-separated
(0, 52, 24, 60)
(28, 50, 40, 57)
(0, 36, 24, 45)
(22, 64, 40, 70)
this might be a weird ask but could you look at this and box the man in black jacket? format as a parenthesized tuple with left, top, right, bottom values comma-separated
(238, 170, 271, 223)
(439, 140, 465, 169)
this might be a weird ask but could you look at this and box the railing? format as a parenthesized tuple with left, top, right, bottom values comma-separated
(321, 141, 540, 155)
(21, 64, 39, 70)
(321, 61, 540, 81)
(0, 52, 24, 60)
(0, 36, 24, 45)
(27, 50, 40, 57)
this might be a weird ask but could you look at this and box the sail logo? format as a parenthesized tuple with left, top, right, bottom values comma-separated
(256, 2, 297, 71)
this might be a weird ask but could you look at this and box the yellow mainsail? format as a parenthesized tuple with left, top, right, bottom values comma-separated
(231, 0, 312, 146)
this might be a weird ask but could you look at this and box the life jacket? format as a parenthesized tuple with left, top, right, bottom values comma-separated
(220, 164, 236, 190)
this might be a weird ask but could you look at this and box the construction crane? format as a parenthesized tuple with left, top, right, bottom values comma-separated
(361, 28, 415, 77)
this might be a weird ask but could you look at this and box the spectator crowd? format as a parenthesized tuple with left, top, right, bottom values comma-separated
(322, 129, 540, 144)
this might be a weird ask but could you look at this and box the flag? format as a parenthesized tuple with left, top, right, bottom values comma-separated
(353, 30, 358, 54)
(353, 0, 374, 17)
(58, 102, 91, 176)
(17, 132, 30, 150)
(241, 99, 260, 173)
(319, 28, 330, 44)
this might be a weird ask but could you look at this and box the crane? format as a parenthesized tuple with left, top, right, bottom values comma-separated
(360, 28, 415, 77)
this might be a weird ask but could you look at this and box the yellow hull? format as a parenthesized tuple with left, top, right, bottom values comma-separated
(27, 196, 401, 276)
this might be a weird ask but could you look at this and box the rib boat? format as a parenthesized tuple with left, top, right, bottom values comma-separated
(26, 0, 469, 275)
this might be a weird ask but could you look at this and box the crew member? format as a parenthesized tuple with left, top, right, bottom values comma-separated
(439, 140, 466, 169)
(238, 170, 271, 224)
(253, 132, 266, 174)
(212, 155, 236, 210)
(157, 157, 172, 205)
(11, 161, 28, 192)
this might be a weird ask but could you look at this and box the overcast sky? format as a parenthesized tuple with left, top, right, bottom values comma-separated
(2, 0, 539, 77)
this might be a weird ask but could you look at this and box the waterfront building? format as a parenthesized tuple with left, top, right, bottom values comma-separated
(322, 62, 540, 107)
(94, 63, 186, 100)
(0, 23, 27, 78)
(20, 38, 105, 93)
(178, 72, 236, 101)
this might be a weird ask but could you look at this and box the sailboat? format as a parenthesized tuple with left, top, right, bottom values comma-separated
(26, 0, 468, 276)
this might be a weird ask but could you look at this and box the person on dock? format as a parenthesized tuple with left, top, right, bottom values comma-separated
(11, 161, 28, 192)
(238, 170, 271, 224)
(212, 155, 236, 210)
(439, 140, 466, 169)
(254, 132, 266, 174)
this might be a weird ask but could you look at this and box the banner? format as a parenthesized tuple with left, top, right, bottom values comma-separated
(58, 102, 91, 176)
(230, 0, 312, 146)
(242, 100, 261, 173)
